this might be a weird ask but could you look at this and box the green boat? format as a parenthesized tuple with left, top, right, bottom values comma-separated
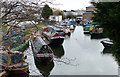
(0, 26, 29, 76)
(83, 24, 95, 34)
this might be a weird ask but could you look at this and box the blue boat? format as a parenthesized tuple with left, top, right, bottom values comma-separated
(84, 24, 92, 27)
(0, 50, 29, 75)
(0, 27, 29, 76)
(68, 22, 75, 25)
(53, 26, 65, 36)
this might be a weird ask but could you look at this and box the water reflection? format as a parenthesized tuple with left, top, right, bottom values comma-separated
(34, 58, 54, 77)
(102, 47, 112, 54)
(51, 26, 118, 75)
(50, 45, 65, 58)
(29, 26, 118, 76)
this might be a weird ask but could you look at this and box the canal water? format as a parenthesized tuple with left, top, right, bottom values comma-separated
(26, 26, 118, 76)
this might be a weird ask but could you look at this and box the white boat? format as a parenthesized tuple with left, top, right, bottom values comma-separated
(101, 40, 113, 48)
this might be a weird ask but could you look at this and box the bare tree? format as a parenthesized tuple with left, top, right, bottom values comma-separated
(0, 0, 56, 36)
(1, 0, 56, 25)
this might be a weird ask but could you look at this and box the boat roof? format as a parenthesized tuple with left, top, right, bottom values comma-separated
(102, 40, 113, 44)
(46, 25, 62, 31)
(32, 36, 52, 53)
(36, 36, 47, 46)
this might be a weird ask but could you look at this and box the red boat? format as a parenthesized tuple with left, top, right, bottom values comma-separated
(42, 26, 65, 46)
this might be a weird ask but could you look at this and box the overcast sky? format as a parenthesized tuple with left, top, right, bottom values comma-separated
(6, 0, 92, 10)
(53, 0, 92, 10)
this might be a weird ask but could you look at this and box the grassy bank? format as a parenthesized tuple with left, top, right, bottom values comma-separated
(23, 23, 49, 40)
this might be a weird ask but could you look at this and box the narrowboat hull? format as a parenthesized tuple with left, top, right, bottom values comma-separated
(102, 47, 112, 54)
(42, 32, 64, 46)
(34, 59, 54, 77)
(50, 38, 64, 46)
(34, 55, 53, 64)
(8, 62, 29, 74)
(42, 26, 65, 46)
(31, 46, 54, 64)
(31, 36, 54, 64)
(84, 31, 90, 34)
(90, 33, 104, 39)
(0, 52, 29, 75)
(101, 40, 113, 48)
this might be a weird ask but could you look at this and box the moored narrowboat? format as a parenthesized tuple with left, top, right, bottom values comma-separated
(0, 50, 29, 76)
(0, 26, 30, 76)
(90, 28, 104, 39)
(31, 32, 54, 64)
(83, 24, 94, 34)
(101, 40, 113, 48)
(42, 26, 65, 46)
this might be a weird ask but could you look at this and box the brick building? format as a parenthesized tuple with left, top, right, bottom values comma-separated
(83, 5, 96, 20)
